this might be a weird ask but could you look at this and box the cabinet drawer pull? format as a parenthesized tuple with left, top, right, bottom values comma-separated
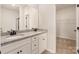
(20, 50, 22, 52)
(17, 52, 20, 54)
(34, 44, 36, 46)
(43, 39, 45, 40)
(34, 38, 36, 39)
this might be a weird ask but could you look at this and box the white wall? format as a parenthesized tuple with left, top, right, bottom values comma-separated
(38, 5, 49, 30)
(1, 7, 19, 32)
(38, 4, 56, 53)
(56, 6, 76, 40)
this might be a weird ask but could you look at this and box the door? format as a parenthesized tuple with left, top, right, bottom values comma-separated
(76, 5, 79, 53)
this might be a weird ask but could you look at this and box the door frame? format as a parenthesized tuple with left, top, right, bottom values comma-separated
(76, 4, 79, 53)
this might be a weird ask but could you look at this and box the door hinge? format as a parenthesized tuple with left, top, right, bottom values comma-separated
(77, 27, 79, 30)
(77, 5, 79, 7)
(77, 49, 79, 54)
(0, 51, 1, 54)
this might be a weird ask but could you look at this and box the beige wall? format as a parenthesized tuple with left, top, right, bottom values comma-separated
(56, 6, 76, 40)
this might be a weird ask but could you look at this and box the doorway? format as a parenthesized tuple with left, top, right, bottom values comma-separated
(56, 4, 76, 54)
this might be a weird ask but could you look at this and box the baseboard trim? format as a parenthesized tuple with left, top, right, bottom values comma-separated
(56, 36, 75, 40)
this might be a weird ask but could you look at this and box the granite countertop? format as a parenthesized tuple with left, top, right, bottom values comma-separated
(1, 30, 47, 46)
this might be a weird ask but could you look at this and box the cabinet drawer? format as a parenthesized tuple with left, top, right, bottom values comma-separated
(32, 38, 39, 43)
(32, 42, 39, 50)
(32, 36, 39, 43)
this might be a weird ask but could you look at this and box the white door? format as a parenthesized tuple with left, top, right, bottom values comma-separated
(76, 4, 79, 53)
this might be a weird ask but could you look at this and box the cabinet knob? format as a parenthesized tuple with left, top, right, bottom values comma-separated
(34, 38, 36, 39)
(74, 30, 76, 32)
(34, 44, 36, 46)
(17, 52, 20, 54)
(20, 50, 22, 52)
(77, 27, 79, 30)
(43, 39, 45, 40)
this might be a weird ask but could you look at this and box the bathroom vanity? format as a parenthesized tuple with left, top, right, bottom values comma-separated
(0, 4, 56, 54)
(0, 30, 48, 54)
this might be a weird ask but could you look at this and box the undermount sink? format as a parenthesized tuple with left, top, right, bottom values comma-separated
(2, 31, 42, 40)
(1, 33, 25, 43)
(16, 33, 25, 36)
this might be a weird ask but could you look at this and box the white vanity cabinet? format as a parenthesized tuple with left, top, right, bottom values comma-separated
(7, 47, 20, 54)
(39, 33, 48, 53)
(2, 38, 31, 54)
(8, 44, 31, 54)
(19, 43, 31, 54)
(1, 32, 48, 54)
(31, 33, 48, 54)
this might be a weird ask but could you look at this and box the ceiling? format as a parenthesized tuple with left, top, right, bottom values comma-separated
(56, 4, 76, 10)
(2, 4, 19, 11)
(1, 4, 38, 11)
(1, 4, 75, 11)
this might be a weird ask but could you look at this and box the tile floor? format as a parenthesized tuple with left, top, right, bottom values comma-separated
(56, 37, 76, 54)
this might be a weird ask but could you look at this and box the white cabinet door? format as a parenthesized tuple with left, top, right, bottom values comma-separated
(7, 49, 19, 54)
(19, 44, 31, 54)
(8, 44, 31, 54)
(2, 38, 31, 54)
(39, 33, 47, 53)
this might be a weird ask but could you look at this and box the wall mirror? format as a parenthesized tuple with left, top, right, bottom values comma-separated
(0, 4, 39, 33)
